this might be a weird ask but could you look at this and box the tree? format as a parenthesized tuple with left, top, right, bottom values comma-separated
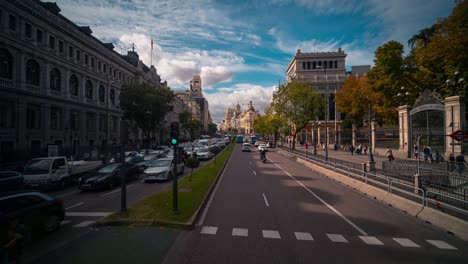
(185, 157, 200, 182)
(253, 115, 286, 146)
(119, 84, 174, 147)
(209, 145, 221, 164)
(207, 123, 218, 137)
(178, 111, 193, 141)
(273, 81, 324, 150)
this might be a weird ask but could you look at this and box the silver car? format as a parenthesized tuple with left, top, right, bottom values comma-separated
(143, 158, 184, 182)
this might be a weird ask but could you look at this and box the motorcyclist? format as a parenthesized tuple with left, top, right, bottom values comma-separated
(260, 148, 266, 161)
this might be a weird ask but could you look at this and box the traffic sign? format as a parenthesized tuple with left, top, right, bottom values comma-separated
(449, 130, 467, 141)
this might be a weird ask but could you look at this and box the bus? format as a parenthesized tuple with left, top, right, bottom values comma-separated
(236, 135, 244, 143)
(250, 136, 257, 144)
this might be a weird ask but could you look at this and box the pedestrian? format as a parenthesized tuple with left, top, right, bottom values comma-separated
(349, 145, 355, 155)
(363, 145, 368, 155)
(449, 153, 455, 172)
(423, 145, 431, 163)
(385, 146, 394, 162)
(357, 144, 362, 155)
(455, 152, 466, 174)
(413, 143, 418, 159)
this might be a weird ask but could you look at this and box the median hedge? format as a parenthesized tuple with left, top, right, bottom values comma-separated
(104, 141, 235, 224)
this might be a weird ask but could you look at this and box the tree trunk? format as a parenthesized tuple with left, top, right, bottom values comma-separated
(292, 133, 297, 150)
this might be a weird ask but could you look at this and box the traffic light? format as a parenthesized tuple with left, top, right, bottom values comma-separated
(170, 122, 179, 145)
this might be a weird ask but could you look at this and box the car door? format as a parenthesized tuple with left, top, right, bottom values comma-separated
(3, 194, 48, 236)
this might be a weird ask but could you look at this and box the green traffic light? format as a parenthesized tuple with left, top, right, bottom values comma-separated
(171, 138, 177, 145)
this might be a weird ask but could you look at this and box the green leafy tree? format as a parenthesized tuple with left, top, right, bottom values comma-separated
(178, 111, 193, 141)
(207, 123, 218, 137)
(209, 146, 221, 164)
(273, 81, 324, 149)
(119, 84, 174, 147)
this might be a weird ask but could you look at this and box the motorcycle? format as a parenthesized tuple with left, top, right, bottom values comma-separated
(260, 151, 266, 163)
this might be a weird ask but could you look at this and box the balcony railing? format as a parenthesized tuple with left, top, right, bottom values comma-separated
(0, 78, 13, 88)
(26, 84, 41, 93)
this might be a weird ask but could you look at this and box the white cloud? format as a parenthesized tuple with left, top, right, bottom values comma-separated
(205, 84, 276, 122)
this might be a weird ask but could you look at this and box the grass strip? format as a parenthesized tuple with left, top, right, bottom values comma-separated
(104, 142, 235, 223)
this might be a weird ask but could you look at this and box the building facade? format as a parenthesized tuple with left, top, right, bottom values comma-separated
(174, 75, 211, 129)
(283, 48, 348, 145)
(0, 0, 167, 162)
(223, 101, 258, 134)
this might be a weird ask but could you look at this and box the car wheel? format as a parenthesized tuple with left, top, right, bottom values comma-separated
(44, 214, 61, 232)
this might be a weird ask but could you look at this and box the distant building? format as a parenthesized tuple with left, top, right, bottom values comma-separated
(224, 101, 258, 134)
(351, 65, 371, 76)
(174, 75, 212, 129)
(0, 0, 167, 162)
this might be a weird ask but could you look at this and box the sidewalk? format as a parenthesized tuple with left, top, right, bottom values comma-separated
(284, 144, 404, 171)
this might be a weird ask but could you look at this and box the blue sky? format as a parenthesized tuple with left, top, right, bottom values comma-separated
(56, 0, 456, 123)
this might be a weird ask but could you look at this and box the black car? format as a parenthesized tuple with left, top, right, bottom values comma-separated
(78, 162, 140, 190)
(0, 191, 65, 236)
(0, 171, 24, 191)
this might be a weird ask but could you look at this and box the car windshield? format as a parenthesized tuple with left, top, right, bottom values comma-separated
(129, 156, 142, 163)
(24, 159, 51, 174)
(148, 160, 171, 167)
(198, 148, 209, 152)
(144, 154, 158, 161)
(98, 163, 120, 173)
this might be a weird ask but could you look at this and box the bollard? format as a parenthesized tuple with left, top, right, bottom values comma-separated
(414, 174, 419, 195)
(362, 162, 367, 182)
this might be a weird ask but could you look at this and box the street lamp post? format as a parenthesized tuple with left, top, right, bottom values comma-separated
(363, 104, 375, 171)
(317, 65, 329, 161)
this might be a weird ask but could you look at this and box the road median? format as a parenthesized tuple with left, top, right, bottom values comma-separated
(96, 142, 235, 229)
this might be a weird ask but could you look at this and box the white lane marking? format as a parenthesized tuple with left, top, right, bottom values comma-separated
(60, 221, 71, 226)
(197, 153, 233, 226)
(232, 228, 248, 237)
(294, 232, 314, 241)
(393, 238, 420, 248)
(262, 193, 270, 207)
(66, 212, 112, 217)
(55, 190, 80, 198)
(100, 184, 134, 197)
(426, 240, 457, 250)
(359, 236, 384, 245)
(253, 170, 257, 176)
(273, 162, 367, 236)
(262, 230, 281, 239)
(73, 221, 95, 227)
(200, 226, 218, 235)
(65, 202, 84, 210)
(327, 234, 349, 243)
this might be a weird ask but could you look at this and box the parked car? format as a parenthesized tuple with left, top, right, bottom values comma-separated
(241, 143, 251, 152)
(0, 191, 65, 236)
(143, 158, 184, 182)
(196, 148, 213, 160)
(0, 171, 24, 191)
(258, 144, 268, 152)
(78, 162, 140, 190)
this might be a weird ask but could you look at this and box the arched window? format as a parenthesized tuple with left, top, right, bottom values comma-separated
(110, 89, 115, 105)
(26, 59, 40, 85)
(85, 80, 93, 100)
(0, 49, 13, 79)
(50, 68, 61, 91)
(98, 85, 105, 103)
(69, 75, 79, 96)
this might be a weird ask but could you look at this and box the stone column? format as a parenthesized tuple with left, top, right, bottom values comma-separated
(445, 96, 465, 157)
(352, 123, 357, 147)
(398, 105, 411, 158)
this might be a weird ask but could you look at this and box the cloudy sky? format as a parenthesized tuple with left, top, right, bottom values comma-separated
(55, 0, 455, 123)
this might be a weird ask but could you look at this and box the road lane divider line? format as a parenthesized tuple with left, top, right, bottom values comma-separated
(262, 193, 270, 207)
(273, 162, 368, 236)
(253, 170, 257, 176)
(73, 221, 96, 227)
(55, 190, 80, 198)
(100, 184, 134, 197)
(65, 202, 84, 210)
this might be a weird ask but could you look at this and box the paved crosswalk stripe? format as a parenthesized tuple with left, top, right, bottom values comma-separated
(73, 221, 95, 227)
(392, 238, 420, 248)
(232, 228, 248, 237)
(359, 236, 384, 245)
(66, 212, 112, 217)
(60, 221, 71, 226)
(426, 240, 457, 250)
(326, 234, 348, 243)
(200, 226, 218, 235)
(294, 232, 314, 241)
(262, 230, 281, 239)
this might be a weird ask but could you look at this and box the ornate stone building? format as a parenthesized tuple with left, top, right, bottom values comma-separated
(0, 0, 168, 162)
(282, 48, 348, 145)
(223, 101, 258, 134)
(174, 75, 211, 129)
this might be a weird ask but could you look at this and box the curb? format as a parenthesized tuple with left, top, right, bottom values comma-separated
(94, 142, 236, 230)
(278, 150, 468, 241)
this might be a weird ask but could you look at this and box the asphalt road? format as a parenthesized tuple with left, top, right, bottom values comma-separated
(163, 144, 468, 264)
